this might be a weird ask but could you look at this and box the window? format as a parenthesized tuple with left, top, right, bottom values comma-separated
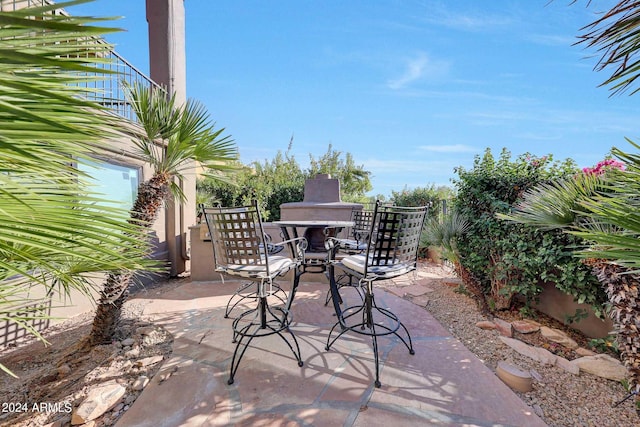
(78, 159, 140, 209)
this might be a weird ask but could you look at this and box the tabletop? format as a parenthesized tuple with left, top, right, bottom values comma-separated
(273, 220, 354, 228)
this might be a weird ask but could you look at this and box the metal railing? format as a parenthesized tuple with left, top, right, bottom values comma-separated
(80, 49, 160, 123)
(2, 0, 161, 123)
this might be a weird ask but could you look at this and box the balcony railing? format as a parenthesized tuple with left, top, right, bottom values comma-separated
(2, 0, 161, 123)
(80, 49, 161, 123)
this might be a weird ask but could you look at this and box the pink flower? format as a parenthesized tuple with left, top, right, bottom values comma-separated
(583, 159, 625, 176)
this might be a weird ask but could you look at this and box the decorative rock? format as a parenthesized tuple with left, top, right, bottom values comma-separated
(158, 365, 178, 383)
(132, 375, 150, 391)
(57, 363, 71, 378)
(71, 380, 126, 425)
(555, 355, 580, 375)
(136, 355, 164, 367)
(539, 326, 578, 349)
(136, 326, 155, 335)
(121, 338, 135, 347)
(125, 347, 140, 358)
(494, 318, 513, 337)
(499, 336, 557, 365)
(496, 361, 533, 392)
(43, 418, 69, 427)
(529, 369, 543, 382)
(572, 354, 627, 381)
(476, 320, 497, 330)
(512, 320, 541, 334)
(575, 347, 596, 357)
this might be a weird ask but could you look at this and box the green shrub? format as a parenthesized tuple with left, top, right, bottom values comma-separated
(452, 148, 606, 315)
(391, 185, 453, 256)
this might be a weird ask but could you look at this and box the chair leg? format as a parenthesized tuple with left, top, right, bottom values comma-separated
(227, 296, 303, 385)
(225, 281, 288, 318)
(324, 284, 415, 388)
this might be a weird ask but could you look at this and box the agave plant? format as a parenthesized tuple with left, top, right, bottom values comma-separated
(88, 82, 238, 345)
(425, 211, 490, 314)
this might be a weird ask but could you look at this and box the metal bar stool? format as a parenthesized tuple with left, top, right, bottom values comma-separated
(200, 201, 306, 385)
(325, 201, 429, 387)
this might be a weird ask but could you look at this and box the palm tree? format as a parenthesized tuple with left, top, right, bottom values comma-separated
(574, 0, 640, 95)
(88, 82, 238, 345)
(501, 150, 640, 410)
(0, 1, 155, 376)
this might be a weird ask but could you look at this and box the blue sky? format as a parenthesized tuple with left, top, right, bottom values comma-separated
(69, 0, 640, 197)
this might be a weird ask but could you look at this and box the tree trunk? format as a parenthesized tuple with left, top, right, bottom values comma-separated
(89, 271, 132, 345)
(590, 261, 640, 406)
(454, 261, 491, 315)
(490, 278, 513, 311)
(87, 174, 169, 346)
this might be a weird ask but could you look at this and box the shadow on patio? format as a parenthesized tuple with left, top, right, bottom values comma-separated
(116, 268, 547, 427)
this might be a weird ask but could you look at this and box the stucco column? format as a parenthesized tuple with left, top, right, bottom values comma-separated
(146, 0, 195, 276)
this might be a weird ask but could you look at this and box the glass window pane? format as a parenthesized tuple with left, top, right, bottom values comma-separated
(78, 159, 140, 208)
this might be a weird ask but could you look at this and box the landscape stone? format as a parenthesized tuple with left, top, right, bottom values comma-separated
(132, 375, 150, 391)
(575, 347, 596, 357)
(125, 347, 140, 358)
(539, 326, 578, 349)
(499, 336, 557, 365)
(512, 320, 541, 334)
(476, 320, 497, 330)
(572, 354, 627, 381)
(136, 326, 155, 335)
(494, 318, 513, 337)
(136, 355, 164, 367)
(555, 355, 580, 375)
(121, 338, 135, 347)
(71, 380, 126, 425)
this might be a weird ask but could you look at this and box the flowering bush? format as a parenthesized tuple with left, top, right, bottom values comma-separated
(582, 158, 626, 176)
(453, 148, 604, 312)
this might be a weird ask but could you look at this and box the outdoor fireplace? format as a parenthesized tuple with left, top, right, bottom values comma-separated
(279, 174, 361, 247)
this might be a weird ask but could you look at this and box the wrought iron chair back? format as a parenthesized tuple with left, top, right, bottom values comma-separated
(325, 200, 429, 388)
(204, 204, 271, 277)
(349, 208, 374, 246)
(199, 200, 305, 385)
(365, 203, 426, 274)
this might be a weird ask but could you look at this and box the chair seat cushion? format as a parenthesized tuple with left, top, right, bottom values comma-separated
(223, 255, 296, 279)
(340, 254, 414, 278)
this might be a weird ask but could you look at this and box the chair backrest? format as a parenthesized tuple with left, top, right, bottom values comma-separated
(352, 209, 375, 232)
(350, 208, 375, 242)
(364, 201, 428, 275)
(199, 201, 271, 275)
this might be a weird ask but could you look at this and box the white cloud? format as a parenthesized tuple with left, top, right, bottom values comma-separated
(527, 33, 575, 47)
(387, 53, 449, 90)
(419, 144, 477, 153)
(419, 3, 514, 32)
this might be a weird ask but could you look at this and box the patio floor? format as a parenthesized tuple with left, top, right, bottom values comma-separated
(115, 268, 547, 427)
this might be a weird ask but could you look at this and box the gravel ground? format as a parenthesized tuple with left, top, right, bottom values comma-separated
(415, 262, 639, 427)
